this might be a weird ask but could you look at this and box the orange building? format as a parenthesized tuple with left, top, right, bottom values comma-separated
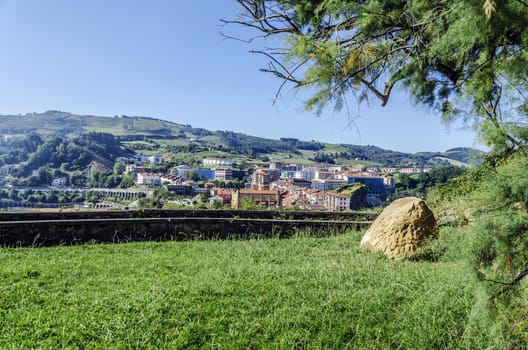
(231, 189, 281, 209)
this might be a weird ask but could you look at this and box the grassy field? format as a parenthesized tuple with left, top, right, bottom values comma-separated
(0, 231, 478, 349)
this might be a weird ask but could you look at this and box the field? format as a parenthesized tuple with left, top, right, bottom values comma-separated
(0, 230, 477, 349)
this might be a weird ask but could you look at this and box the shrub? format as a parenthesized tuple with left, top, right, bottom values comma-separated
(449, 148, 528, 346)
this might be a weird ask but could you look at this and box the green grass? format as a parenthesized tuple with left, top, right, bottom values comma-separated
(155, 139, 195, 148)
(263, 151, 315, 164)
(0, 231, 476, 349)
(198, 135, 224, 144)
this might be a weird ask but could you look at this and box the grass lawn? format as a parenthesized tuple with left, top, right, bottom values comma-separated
(0, 231, 474, 349)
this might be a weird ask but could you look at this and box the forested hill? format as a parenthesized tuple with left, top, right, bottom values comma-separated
(0, 111, 484, 167)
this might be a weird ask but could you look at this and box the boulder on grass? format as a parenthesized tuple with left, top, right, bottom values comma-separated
(360, 197, 438, 259)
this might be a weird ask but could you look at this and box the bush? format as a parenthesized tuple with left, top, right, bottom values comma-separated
(422, 148, 528, 346)
(438, 148, 528, 346)
(466, 149, 528, 291)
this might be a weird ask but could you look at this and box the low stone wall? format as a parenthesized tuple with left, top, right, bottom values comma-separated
(0, 218, 371, 247)
(0, 209, 378, 222)
(0, 210, 376, 247)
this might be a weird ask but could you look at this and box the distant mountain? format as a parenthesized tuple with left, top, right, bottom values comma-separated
(0, 111, 485, 168)
(441, 147, 485, 165)
(414, 147, 486, 167)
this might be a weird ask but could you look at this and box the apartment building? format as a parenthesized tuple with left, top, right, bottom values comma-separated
(215, 168, 233, 181)
(269, 160, 283, 170)
(136, 173, 161, 186)
(311, 179, 348, 191)
(324, 192, 350, 211)
(125, 165, 149, 174)
(166, 182, 196, 196)
(159, 174, 180, 185)
(286, 178, 312, 188)
(315, 170, 333, 179)
(306, 189, 325, 206)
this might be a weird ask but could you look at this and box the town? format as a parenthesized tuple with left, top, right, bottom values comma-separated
(0, 120, 470, 211)
(117, 155, 433, 211)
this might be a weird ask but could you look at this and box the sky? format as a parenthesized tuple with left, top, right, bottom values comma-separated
(0, 0, 482, 153)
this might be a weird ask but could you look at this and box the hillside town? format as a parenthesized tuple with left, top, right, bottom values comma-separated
(0, 128, 466, 211)
(119, 155, 433, 211)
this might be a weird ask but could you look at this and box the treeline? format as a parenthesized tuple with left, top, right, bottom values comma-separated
(389, 166, 466, 200)
(1, 132, 128, 171)
(217, 131, 324, 157)
(309, 152, 336, 164)
(340, 144, 451, 167)
(0, 134, 44, 165)
(0, 189, 124, 204)
(0, 132, 134, 188)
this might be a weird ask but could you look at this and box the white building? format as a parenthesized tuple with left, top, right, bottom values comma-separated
(202, 157, 234, 167)
(134, 154, 163, 164)
(51, 177, 67, 187)
(215, 168, 233, 181)
(383, 176, 395, 187)
(349, 165, 364, 173)
(294, 170, 316, 181)
(328, 165, 346, 173)
(315, 170, 333, 179)
(381, 167, 398, 174)
(269, 161, 283, 170)
(149, 155, 163, 164)
(136, 173, 161, 186)
(399, 167, 422, 174)
(311, 179, 347, 191)
(125, 165, 149, 174)
(324, 192, 350, 211)
(366, 167, 379, 175)
(160, 174, 181, 185)
(306, 190, 325, 206)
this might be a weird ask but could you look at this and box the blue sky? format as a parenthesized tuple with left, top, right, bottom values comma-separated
(0, 0, 481, 153)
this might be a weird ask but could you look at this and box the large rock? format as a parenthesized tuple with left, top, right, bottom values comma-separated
(360, 197, 438, 259)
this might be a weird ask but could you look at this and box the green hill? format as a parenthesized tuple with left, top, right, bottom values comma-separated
(0, 111, 485, 168)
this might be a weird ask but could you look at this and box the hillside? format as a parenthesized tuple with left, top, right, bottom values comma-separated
(0, 111, 485, 167)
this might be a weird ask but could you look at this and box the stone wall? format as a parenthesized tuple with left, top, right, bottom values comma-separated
(0, 210, 375, 247)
